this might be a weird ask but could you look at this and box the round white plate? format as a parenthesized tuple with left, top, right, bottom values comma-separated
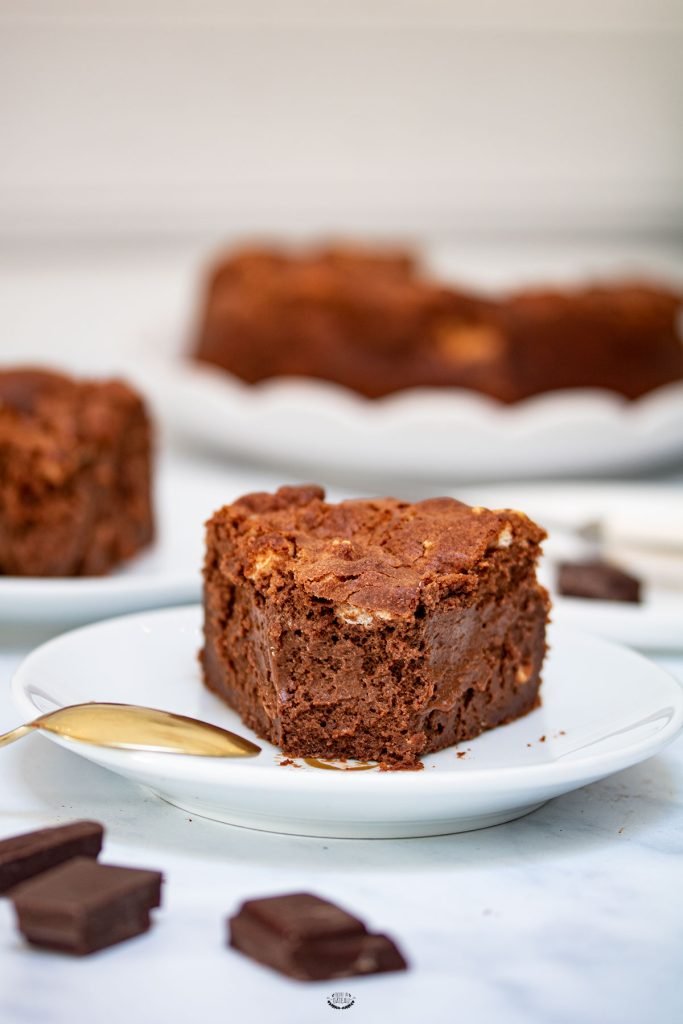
(140, 355, 683, 482)
(461, 483, 683, 651)
(0, 456, 280, 625)
(12, 606, 683, 839)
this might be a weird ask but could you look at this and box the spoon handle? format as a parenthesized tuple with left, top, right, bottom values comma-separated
(0, 724, 35, 748)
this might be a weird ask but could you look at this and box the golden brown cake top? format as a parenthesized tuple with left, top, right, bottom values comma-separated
(210, 485, 545, 617)
(0, 367, 148, 485)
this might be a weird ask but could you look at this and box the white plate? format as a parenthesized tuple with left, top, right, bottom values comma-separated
(12, 606, 683, 839)
(461, 483, 683, 651)
(0, 456, 279, 625)
(140, 356, 683, 482)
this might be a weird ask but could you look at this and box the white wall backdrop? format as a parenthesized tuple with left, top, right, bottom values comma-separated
(1, 1, 682, 239)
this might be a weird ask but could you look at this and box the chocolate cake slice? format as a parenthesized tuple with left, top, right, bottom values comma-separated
(192, 244, 512, 400)
(0, 368, 154, 576)
(201, 486, 549, 769)
(192, 243, 683, 402)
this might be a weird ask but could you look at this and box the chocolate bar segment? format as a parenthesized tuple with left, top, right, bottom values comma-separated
(229, 892, 407, 980)
(0, 821, 104, 895)
(11, 856, 163, 955)
(557, 560, 641, 603)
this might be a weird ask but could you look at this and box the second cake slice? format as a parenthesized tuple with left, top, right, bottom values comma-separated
(202, 486, 549, 768)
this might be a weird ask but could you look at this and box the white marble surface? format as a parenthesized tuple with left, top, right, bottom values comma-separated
(0, 598, 681, 1024)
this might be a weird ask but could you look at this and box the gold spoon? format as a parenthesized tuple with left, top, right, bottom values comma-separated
(0, 702, 261, 757)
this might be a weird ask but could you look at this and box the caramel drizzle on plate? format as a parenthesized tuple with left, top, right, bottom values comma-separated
(303, 757, 377, 772)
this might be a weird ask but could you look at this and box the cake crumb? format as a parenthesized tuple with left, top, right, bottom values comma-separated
(380, 760, 424, 772)
(539, 735, 546, 743)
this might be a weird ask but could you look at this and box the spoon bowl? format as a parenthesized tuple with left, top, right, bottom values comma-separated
(0, 702, 261, 757)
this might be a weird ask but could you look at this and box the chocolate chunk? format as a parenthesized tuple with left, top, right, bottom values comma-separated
(557, 560, 641, 603)
(0, 821, 104, 895)
(228, 892, 408, 980)
(11, 857, 163, 955)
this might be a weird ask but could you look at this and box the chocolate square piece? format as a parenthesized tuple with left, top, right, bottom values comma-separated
(11, 857, 163, 955)
(202, 486, 549, 768)
(228, 893, 407, 980)
(557, 560, 641, 603)
(0, 821, 104, 894)
(0, 368, 154, 576)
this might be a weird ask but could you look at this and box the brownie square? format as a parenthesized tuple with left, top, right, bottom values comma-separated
(498, 284, 683, 401)
(11, 857, 163, 955)
(0, 368, 154, 576)
(201, 485, 549, 768)
(192, 244, 683, 403)
(192, 244, 511, 400)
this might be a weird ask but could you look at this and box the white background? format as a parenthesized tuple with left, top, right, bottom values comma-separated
(1, 0, 682, 240)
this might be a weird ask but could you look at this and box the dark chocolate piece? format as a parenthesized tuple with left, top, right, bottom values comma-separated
(0, 821, 104, 895)
(11, 856, 163, 955)
(557, 560, 641, 603)
(228, 892, 407, 980)
(202, 486, 549, 768)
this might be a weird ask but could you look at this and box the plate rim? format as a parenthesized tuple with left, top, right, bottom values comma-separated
(11, 604, 683, 792)
(162, 355, 683, 423)
(143, 355, 683, 479)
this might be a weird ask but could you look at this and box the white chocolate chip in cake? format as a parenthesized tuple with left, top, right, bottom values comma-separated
(338, 605, 374, 626)
(337, 604, 393, 626)
(246, 549, 286, 579)
(516, 664, 532, 684)
(435, 323, 505, 365)
(497, 526, 513, 548)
